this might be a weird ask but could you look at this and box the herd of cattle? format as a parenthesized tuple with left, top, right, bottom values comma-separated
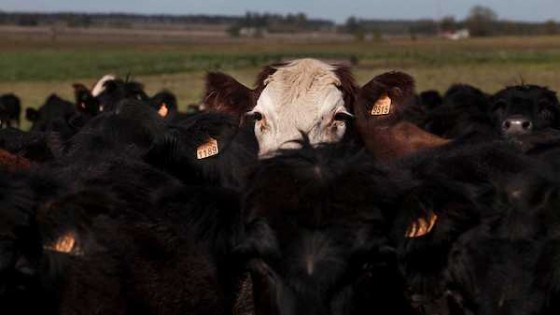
(1, 58, 560, 315)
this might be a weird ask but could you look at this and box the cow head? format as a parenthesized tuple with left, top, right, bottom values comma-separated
(239, 144, 415, 315)
(424, 84, 495, 139)
(90, 74, 150, 113)
(203, 59, 357, 157)
(491, 85, 560, 137)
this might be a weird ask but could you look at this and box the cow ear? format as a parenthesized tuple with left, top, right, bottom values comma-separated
(394, 179, 484, 240)
(203, 72, 254, 120)
(72, 83, 90, 96)
(26, 108, 40, 122)
(359, 71, 416, 119)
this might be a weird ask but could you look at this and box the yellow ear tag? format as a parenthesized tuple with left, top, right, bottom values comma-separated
(196, 137, 219, 160)
(406, 212, 438, 238)
(370, 94, 392, 116)
(158, 103, 169, 117)
(44, 232, 80, 255)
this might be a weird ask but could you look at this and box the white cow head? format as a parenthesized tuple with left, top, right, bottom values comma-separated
(203, 58, 357, 158)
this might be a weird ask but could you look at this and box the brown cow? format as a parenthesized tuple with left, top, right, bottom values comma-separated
(354, 72, 450, 161)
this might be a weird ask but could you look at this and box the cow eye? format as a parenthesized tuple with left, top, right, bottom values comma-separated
(333, 111, 353, 122)
(246, 111, 264, 122)
(253, 112, 263, 122)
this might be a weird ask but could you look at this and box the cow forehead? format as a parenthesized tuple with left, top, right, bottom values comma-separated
(255, 59, 345, 121)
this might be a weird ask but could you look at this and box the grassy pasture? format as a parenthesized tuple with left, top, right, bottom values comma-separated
(2, 33, 560, 129)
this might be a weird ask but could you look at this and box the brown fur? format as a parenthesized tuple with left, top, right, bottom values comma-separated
(363, 122, 450, 161)
(355, 72, 449, 160)
(333, 65, 359, 111)
(252, 64, 282, 102)
(203, 72, 255, 120)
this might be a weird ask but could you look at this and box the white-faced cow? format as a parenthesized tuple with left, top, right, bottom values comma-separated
(204, 58, 357, 157)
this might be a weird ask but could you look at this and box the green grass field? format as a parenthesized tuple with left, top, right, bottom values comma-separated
(2, 34, 560, 130)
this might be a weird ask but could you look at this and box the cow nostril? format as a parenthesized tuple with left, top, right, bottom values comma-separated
(522, 121, 532, 130)
(502, 121, 511, 130)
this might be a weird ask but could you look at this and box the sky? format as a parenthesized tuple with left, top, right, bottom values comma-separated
(1, 0, 559, 23)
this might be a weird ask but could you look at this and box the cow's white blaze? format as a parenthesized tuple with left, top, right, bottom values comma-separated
(250, 59, 351, 157)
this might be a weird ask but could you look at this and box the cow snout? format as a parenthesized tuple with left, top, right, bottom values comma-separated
(502, 116, 533, 135)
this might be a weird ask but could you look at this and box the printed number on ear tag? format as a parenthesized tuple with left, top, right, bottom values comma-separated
(370, 94, 392, 116)
(197, 137, 219, 160)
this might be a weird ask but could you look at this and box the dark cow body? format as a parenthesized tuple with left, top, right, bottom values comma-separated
(0, 168, 242, 315)
(418, 90, 443, 112)
(240, 143, 428, 315)
(0, 128, 55, 162)
(391, 138, 560, 315)
(423, 84, 495, 139)
(403, 168, 560, 315)
(0, 94, 21, 128)
(26, 94, 78, 141)
(147, 112, 258, 188)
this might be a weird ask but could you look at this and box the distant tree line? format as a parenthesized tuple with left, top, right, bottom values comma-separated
(0, 6, 557, 38)
(344, 6, 558, 40)
(0, 12, 241, 28)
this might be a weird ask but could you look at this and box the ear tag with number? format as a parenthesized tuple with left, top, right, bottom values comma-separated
(197, 137, 219, 159)
(370, 94, 392, 116)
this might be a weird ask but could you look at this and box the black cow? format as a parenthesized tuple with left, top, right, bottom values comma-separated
(441, 171, 560, 315)
(239, 143, 447, 315)
(0, 128, 56, 162)
(392, 138, 560, 315)
(418, 90, 443, 112)
(0, 94, 21, 128)
(424, 84, 495, 139)
(62, 99, 165, 162)
(95, 79, 150, 113)
(490, 84, 560, 137)
(0, 168, 243, 315)
(26, 94, 77, 141)
(147, 112, 258, 189)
